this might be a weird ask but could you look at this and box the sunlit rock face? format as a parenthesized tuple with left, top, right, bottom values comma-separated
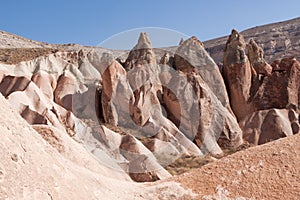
(223, 29, 254, 121)
(0, 21, 299, 188)
(222, 30, 300, 145)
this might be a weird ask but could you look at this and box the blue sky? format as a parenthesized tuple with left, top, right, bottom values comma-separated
(1, 0, 299, 49)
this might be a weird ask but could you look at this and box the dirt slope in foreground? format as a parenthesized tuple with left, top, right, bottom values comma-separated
(167, 134, 300, 199)
(0, 93, 141, 200)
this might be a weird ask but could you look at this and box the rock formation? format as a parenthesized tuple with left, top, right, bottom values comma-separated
(54, 72, 76, 111)
(166, 36, 243, 154)
(248, 39, 272, 75)
(101, 58, 130, 126)
(31, 71, 57, 100)
(0, 93, 141, 200)
(250, 57, 300, 111)
(0, 21, 299, 195)
(240, 108, 299, 145)
(160, 52, 170, 65)
(223, 29, 253, 121)
(222, 30, 300, 144)
(124, 32, 156, 71)
(95, 32, 208, 181)
(0, 74, 86, 137)
(174, 36, 229, 107)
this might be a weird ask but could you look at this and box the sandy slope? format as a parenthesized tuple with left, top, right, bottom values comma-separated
(0, 93, 139, 200)
(162, 134, 300, 199)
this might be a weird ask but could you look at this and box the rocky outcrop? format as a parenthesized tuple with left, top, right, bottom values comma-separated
(0, 74, 87, 137)
(223, 30, 300, 144)
(0, 45, 205, 182)
(0, 93, 141, 200)
(160, 52, 170, 65)
(31, 71, 57, 100)
(162, 71, 243, 154)
(223, 29, 254, 121)
(94, 33, 206, 181)
(223, 31, 300, 117)
(101, 59, 129, 126)
(0, 75, 30, 97)
(125, 32, 162, 127)
(77, 50, 101, 82)
(124, 32, 156, 71)
(20, 105, 48, 125)
(248, 39, 272, 75)
(120, 134, 171, 182)
(54, 72, 76, 111)
(240, 108, 299, 145)
(174, 36, 229, 107)
(250, 57, 300, 112)
(163, 36, 243, 154)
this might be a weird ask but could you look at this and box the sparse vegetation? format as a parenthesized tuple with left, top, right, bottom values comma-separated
(0, 48, 57, 64)
(165, 142, 254, 176)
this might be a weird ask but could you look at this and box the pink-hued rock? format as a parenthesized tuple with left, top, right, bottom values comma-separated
(54, 72, 76, 111)
(162, 36, 244, 154)
(0, 74, 87, 137)
(250, 57, 300, 112)
(0, 75, 30, 97)
(125, 32, 162, 127)
(240, 108, 299, 145)
(162, 71, 243, 154)
(248, 39, 272, 75)
(120, 134, 171, 182)
(174, 36, 229, 107)
(20, 105, 47, 125)
(0, 27, 298, 190)
(223, 30, 254, 121)
(101, 59, 128, 126)
(31, 71, 57, 100)
(124, 32, 156, 71)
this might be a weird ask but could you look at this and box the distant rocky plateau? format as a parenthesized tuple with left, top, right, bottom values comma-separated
(0, 17, 299, 200)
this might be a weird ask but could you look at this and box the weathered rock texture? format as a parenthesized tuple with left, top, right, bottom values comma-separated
(101, 59, 129, 126)
(124, 32, 156, 71)
(223, 29, 300, 144)
(165, 36, 243, 154)
(0, 17, 299, 197)
(248, 39, 272, 75)
(174, 36, 229, 107)
(240, 108, 298, 145)
(251, 57, 300, 111)
(223, 29, 253, 121)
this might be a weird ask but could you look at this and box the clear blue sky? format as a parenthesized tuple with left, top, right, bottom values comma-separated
(1, 0, 299, 49)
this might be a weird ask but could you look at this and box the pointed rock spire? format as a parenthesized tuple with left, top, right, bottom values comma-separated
(179, 38, 185, 45)
(173, 36, 229, 106)
(248, 39, 272, 75)
(133, 32, 152, 50)
(160, 52, 170, 65)
(224, 29, 247, 63)
(124, 32, 156, 71)
(223, 30, 253, 121)
(174, 36, 205, 72)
